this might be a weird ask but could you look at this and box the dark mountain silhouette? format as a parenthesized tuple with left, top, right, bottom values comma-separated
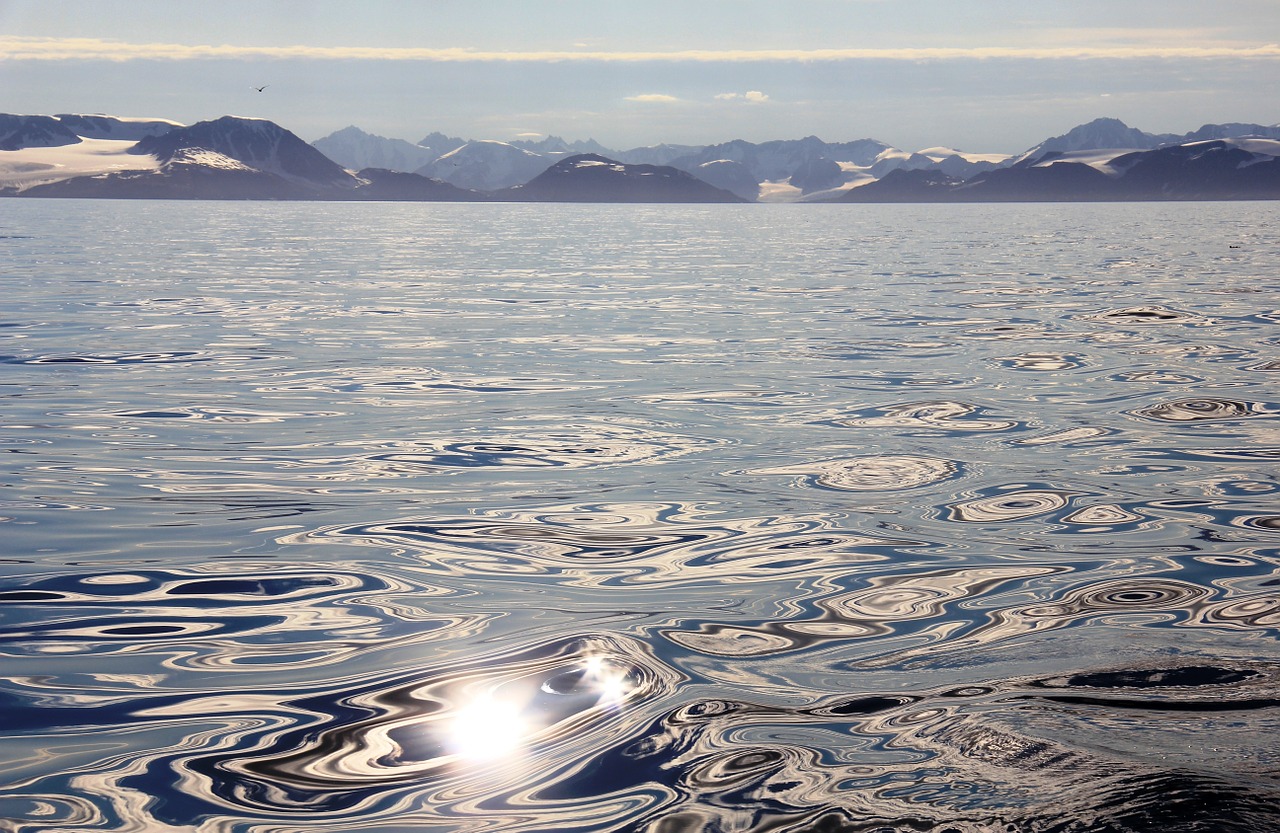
(839, 138, 1280, 202)
(836, 169, 965, 202)
(131, 116, 357, 192)
(500, 154, 745, 203)
(0, 114, 82, 151)
(349, 168, 480, 201)
(691, 159, 761, 201)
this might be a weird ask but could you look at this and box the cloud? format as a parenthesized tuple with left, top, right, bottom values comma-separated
(625, 93, 681, 103)
(715, 90, 770, 103)
(3, 36, 1280, 63)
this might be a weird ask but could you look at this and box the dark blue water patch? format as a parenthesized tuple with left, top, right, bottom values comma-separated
(0, 570, 381, 608)
(825, 695, 921, 716)
(0, 589, 67, 602)
(1141, 446, 1280, 462)
(0, 685, 196, 734)
(377, 520, 713, 560)
(1032, 693, 1280, 712)
(2, 351, 271, 365)
(1037, 666, 1260, 689)
(104, 624, 188, 635)
(0, 614, 284, 643)
(121, 409, 192, 418)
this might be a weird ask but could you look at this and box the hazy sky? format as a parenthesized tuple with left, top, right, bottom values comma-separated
(2, 0, 1278, 152)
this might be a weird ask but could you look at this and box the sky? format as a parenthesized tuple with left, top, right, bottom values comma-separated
(1, 0, 1278, 153)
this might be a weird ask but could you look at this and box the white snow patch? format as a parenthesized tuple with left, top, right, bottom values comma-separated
(916, 147, 1011, 164)
(757, 179, 804, 203)
(1219, 137, 1280, 156)
(167, 147, 256, 171)
(0, 138, 159, 190)
(1027, 148, 1134, 175)
(804, 173, 876, 199)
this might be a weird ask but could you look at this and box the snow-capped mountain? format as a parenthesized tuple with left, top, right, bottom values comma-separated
(500, 154, 744, 203)
(1019, 117, 1280, 162)
(132, 116, 359, 192)
(1, 114, 81, 150)
(312, 126, 440, 174)
(668, 136, 893, 183)
(1180, 122, 1280, 142)
(0, 114, 168, 191)
(52, 114, 181, 141)
(416, 131, 468, 159)
(6, 115, 470, 200)
(7, 111, 1280, 202)
(841, 137, 1280, 202)
(1021, 117, 1174, 159)
(415, 140, 559, 191)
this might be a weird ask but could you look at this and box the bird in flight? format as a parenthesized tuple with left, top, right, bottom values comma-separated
(254, 85, 269, 93)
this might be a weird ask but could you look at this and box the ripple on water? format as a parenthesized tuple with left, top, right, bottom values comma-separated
(256, 367, 600, 396)
(946, 486, 1081, 523)
(4, 350, 269, 365)
(992, 352, 1088, 371)
(332, 423, 721, 472)
(1129, 397, 1275, 423)
(96, 406, 343, 423)
(524, 659, 1280, 831)
(1083, 305, 1206, 325)
(749, 454, 961, 491)
(302, 502, 902, 588)
(811, 400, 1025, 432)
(0, 566, 470, 669)
(629, 388, 811, 408)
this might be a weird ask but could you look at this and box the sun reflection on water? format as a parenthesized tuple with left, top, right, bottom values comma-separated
(445, 654, 638, 766)
(447, 694, 530, 762)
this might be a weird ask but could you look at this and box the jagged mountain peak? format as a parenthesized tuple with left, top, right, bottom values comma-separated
(312, 125, 441, 173)
(415, 140, 557, 191)
(1021, 117, 1175, 160)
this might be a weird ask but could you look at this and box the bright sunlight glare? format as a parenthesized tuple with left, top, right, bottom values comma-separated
(446, 695, 529, 762)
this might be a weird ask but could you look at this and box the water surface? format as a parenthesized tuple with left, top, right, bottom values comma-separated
(1, 201, 1278, 832)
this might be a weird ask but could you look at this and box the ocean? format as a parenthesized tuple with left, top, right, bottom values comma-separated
(1, 200, 1278, 832)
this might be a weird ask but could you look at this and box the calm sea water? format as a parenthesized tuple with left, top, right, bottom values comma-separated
(1, 200, 1278, 832)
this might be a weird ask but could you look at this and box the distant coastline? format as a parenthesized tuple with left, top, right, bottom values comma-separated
(3, 113, 1279, 202)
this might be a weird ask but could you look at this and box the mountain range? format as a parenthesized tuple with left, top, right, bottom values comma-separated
(3, 113, 1279, 202)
